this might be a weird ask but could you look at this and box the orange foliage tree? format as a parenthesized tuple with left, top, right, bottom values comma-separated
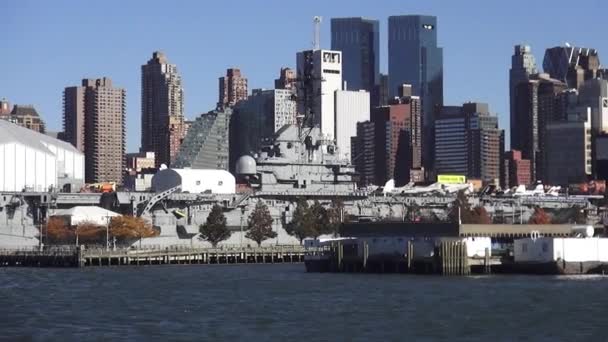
(75, 221, 106, 244)
(109, 216, 158, 244)
(529, 207, 551, 224)
(44, 217, 74, 244)
(472, 206, 492, 224)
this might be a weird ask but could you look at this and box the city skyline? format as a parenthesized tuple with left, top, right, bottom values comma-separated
(2, 0, 607, 152)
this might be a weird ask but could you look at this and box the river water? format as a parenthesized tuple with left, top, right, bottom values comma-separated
(1, 264, 606, 341)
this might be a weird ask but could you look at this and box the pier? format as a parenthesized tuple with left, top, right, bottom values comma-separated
(0, 245, 308, 268)
(306, 240, 503, 276)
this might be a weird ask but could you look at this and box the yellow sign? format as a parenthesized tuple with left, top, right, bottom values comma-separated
(437, 174, 466, 184)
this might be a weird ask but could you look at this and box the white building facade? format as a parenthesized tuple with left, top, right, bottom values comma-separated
(334, 90, 370, 161)
(296, 49, 343, 140)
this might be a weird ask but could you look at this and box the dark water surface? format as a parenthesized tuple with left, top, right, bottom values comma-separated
(1, 264, 607, 341)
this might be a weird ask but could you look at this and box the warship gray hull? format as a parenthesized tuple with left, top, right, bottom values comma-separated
(0, 125, 600, 248)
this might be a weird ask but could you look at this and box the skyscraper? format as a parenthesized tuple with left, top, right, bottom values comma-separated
(63, 86, 86, 152)
(351, 85, 422, 186)
(334, 90, 370, 161)
(435, 103, 503, 183)
(64, 78, 125, 184)
(545, 110, 592, 185)
(388, 15, 443, 171)
(218, 68, 248, 109)
(141, 51, 185, 168)
(513, 73, 566, 181)
(296, 49, 342, 139)
(578, 78, 608, 133)
(330, 17, 379, 94)
(509, 45, 537, 149)
(543, 46, 601, 89)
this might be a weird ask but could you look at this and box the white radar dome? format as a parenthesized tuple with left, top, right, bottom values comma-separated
(236, 155, 256, 175)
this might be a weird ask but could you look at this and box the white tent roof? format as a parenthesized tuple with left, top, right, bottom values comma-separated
(53, 206, 121, 218)
(0, 119, 81, 154)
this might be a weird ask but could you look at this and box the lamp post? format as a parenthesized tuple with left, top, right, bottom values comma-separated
(240, 207, 246, 246)
(105, 215, 110, 251)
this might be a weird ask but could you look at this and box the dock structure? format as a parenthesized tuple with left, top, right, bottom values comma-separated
(307, 240, 501, 276)
(304, 222, 583, 276)
(0, 245, 308, 268)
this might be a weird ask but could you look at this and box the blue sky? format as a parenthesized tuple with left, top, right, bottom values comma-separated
(1, 0, 607, 152)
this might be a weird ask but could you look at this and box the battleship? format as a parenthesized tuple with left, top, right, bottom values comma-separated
(0, 118, 602, 248)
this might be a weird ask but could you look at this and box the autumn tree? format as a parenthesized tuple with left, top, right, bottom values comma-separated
(109, 216, 158, 245)
(245, 200, 277, 246)
(75, 221, 105, 244)
(285, 199, 314, 244)
(199, 204, 231, 247)
(448, 191, 492, 224)
(529, 207, 551, 224)
(309, 200, 330, 238)
(326, 198, 345, 237)
(471, 206, 492, 224)
(44, 217, 74, 244)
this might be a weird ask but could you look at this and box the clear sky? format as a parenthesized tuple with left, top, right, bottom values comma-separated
(1, 0, 607, 152)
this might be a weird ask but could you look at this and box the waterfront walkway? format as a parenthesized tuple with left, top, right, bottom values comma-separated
(0, 245, 310, 268)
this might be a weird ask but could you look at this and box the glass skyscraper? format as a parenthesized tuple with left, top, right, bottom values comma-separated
(388, 15, 443, 172)
(331, 17, 380, 94)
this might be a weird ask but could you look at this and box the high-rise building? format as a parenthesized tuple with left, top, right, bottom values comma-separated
(7, 105, 45, 133)
(174, 108, 232, 170)
(595, 134, 608, 180)
(351, 121, 376, 186)
(334, 90, 370, 161)
(63, 86, 86, 152)
(435, 103, 503, 183)
(141, 51, 185, 168)
(545, 110, 592, 185)
(578, 78, 608, 133)
(512, 73, 566, 181)
(388, 15, 443, 171)
(274, 67, 296, 90)
(352, 87, 421, 186)
(218, 68, 248, 109)
(509, 45, 537, 149)
(63, 78, 125, 184)
(373, 73, 389, 107)
(230, 89, 297, 171)
(296, 49, 342, 139)
(331, 17, 379, 94)
(543, 46, 601, 89)
(502, 150, 531, 188)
